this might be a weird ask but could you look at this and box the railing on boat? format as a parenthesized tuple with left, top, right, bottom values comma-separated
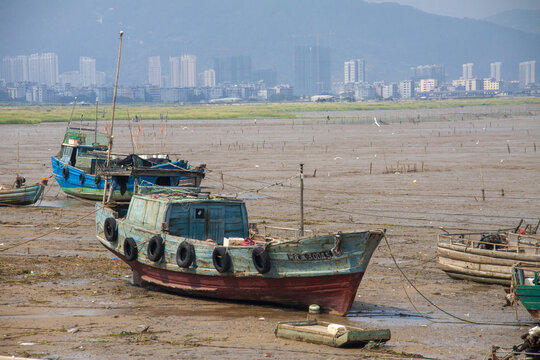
(252, 223, 314, 240)
(438, 232, 540, 255)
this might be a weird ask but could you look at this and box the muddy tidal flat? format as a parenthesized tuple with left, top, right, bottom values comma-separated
(1, 104, 539, 359)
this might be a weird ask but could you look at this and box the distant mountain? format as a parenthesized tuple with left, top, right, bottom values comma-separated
(0, 0, 538, 84)
(484, 9, 540, 35)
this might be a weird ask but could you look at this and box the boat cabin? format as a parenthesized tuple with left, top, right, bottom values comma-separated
(125, 195, 249, 245)
(57, 127, 109, 173)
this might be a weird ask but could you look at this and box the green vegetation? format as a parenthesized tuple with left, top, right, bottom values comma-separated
(0, 97, 538, 124)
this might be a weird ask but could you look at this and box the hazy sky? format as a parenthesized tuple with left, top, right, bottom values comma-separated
(366, 0, 540, 19)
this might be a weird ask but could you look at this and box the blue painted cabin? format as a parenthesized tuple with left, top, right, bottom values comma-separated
(52, 127, 204, 201)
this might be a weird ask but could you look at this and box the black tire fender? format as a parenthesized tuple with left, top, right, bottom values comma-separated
(176, 241, 195, 268)
(252, 247, 271, 274)
(124, 237, 138, 261)
(212, 246, 232, 273)
(62, 165, 69, 179)
(94, 175, 101, 185)
(79, 172, 85, 184)
(104, 217, 117, 242)
(147, 235, 164, 262)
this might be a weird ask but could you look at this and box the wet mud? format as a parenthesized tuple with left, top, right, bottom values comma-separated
(1, 104, 539, 359)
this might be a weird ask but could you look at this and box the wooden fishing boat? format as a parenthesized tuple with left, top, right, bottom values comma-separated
(0, 176, 46, 206)
(437, 232, 540, 285)
(51, 126, 205, 202)
(511, 263, 540, 322)
(274, 320, 391, 347)
(95, 186, 383, 315)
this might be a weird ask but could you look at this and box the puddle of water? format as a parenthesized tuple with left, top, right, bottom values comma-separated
(0, 308, 108, 319)
(33, 199, 82, 207)
(347, 304, 431, 326)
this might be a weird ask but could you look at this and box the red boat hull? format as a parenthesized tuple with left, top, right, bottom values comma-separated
(108, 248, 364, 315)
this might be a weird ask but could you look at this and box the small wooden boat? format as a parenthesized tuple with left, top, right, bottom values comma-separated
(0, 176, 46, 206)
(437, 232, 540, 285)
(511, 263, 540, 322)
(274, 320, 391, 347)
(95, 186, 383, 315)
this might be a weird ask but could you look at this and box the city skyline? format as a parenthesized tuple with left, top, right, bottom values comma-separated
(1, 1, 537, 86)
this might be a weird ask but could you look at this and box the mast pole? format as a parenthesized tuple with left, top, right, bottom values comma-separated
(94, 97, 98, 144)
(102, 31, 124, 204)
(68, 97, 77, 128)
(300, 163, 304, 237)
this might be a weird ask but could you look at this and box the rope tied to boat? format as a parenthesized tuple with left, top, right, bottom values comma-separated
(331, 231, 343, 256)
(383, 233, 534, 327)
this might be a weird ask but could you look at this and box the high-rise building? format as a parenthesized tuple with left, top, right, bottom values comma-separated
(79, 56, 96, 87)
(181, 54, 197, 87)
(237, 56, 252, 84)
(202, 69, 216, 87)
(214, 56, 252, 84)
(148, 56, 162, 87)
(27, 53, 58, 86)
(96, 71, 106, 86)
(294, 44, 330, 96)
(490, 62, 501, 81)
(399, 80, 414, 99)
(462, 63, 474, 80)
(519, 60, 535, 88)
(169, 57, 180, 88)
(410, 64, 444, 83)
(344, 59, 365, 84)
(2, 55, 29, 83)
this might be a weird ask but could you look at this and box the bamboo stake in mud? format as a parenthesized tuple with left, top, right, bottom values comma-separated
(126, 109, 136, 155)
(102, 30, 124, 204)
(480, 166, 485, 201)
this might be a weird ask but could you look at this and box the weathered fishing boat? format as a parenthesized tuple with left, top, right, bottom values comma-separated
(274, 320, 391, 347)
(437, 232, 540, 285)
(511, 263, 540, 322)
(0, 176, 47, 206)
(51, 126, 205, 201)
(95, 187, 383, 315)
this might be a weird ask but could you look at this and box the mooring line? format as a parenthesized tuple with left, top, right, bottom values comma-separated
(383, 234, 533, 327)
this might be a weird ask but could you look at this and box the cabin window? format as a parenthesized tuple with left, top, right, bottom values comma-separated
(155, 177, 171, 186)
(60, 146, 73, 164)
(195, 208, 205, 219)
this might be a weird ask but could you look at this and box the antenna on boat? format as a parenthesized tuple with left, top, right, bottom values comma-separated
(300, 163, 304, 236)
(102, 30, 124, 204)
(94, 97, 99, 144)
(68, 97, 77, 128)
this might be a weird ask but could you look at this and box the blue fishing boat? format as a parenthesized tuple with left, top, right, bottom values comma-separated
(95, 186, 383, 315)
(51, 126, 205, 202)
(0, 176, 47, 206)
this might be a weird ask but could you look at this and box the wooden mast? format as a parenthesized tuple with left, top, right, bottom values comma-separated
(102, 30, 124, 204)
